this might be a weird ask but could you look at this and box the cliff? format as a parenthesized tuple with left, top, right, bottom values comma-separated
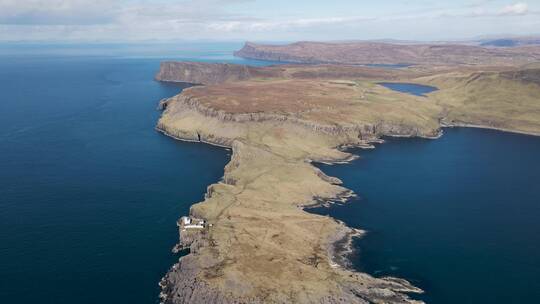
(155, 61, 281, 85)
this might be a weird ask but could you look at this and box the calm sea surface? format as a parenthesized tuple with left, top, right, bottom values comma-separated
(0, 43, 273, 304)
(1, 46, 539, 304)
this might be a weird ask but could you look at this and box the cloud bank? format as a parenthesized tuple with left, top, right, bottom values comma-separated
(0, 0, 538, 41)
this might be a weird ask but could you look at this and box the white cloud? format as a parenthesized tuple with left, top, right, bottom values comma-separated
(207, 16, 369, 32)
(0, 0, 117, 24)
(0, 0, 537, 42)
(499, 2, 529, 16)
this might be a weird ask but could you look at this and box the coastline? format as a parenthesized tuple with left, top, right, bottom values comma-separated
(153, 60, 540, 303)
(155, 127, 233, 150)
(441, 122, 540, 137)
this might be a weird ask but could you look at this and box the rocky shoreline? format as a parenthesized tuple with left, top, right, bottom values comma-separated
(441, 121, 540, 137)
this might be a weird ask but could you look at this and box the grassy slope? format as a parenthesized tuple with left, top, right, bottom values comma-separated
(419, 69, 540, 135)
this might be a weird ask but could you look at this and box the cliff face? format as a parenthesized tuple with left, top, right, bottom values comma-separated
(155, 61, 288, 85)
(234, 41, 540, 66)
(155, 61, 252, 85)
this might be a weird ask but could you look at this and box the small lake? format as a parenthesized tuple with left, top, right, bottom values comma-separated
(366, 63, 413, 69)
(378, 82, 438, 96)
(311, 128, 540, 303)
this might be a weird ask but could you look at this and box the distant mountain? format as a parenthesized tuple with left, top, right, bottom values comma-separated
(480, 37, 540, 47)
(234, 41, 540, 66)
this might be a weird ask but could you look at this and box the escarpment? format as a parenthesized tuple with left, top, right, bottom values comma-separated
(156, 61, 283, 85)
(157, 92, 440, 145)
(156, 59, 540, 304)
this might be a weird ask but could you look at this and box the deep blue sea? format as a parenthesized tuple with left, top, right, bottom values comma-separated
(310, 82, 540, 303)
(0, 43, 274, 304)
(1, 44, 539, 304)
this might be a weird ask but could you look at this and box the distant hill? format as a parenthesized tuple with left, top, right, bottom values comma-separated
(480, 37, 540, 47)
(234, 41, 540, 66)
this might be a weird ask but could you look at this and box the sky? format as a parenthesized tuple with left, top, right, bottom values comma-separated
(0, 0, 539, 42)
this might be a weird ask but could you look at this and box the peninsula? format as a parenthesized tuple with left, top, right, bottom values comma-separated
(156, 42, 540, 303)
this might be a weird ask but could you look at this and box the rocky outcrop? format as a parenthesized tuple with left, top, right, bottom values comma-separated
(157, 93, 440, 151)
(160, 253, 423, 304)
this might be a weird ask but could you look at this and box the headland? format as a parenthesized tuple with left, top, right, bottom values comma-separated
(155, 43, 540, 303)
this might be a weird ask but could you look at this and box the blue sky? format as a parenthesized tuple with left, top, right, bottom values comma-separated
(0, 0, 538, 42)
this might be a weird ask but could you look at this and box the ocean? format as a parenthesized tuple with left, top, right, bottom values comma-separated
(311, 127, 540, 303)
(0, 43, 272, 304)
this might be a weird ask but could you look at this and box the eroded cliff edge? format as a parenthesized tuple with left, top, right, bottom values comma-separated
(155, 62, 540, 304)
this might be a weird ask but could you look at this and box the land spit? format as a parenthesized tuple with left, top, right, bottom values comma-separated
(155, 61, 540, 303)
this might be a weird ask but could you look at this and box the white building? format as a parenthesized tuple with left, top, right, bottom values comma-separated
(179, 216, 205, 230)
